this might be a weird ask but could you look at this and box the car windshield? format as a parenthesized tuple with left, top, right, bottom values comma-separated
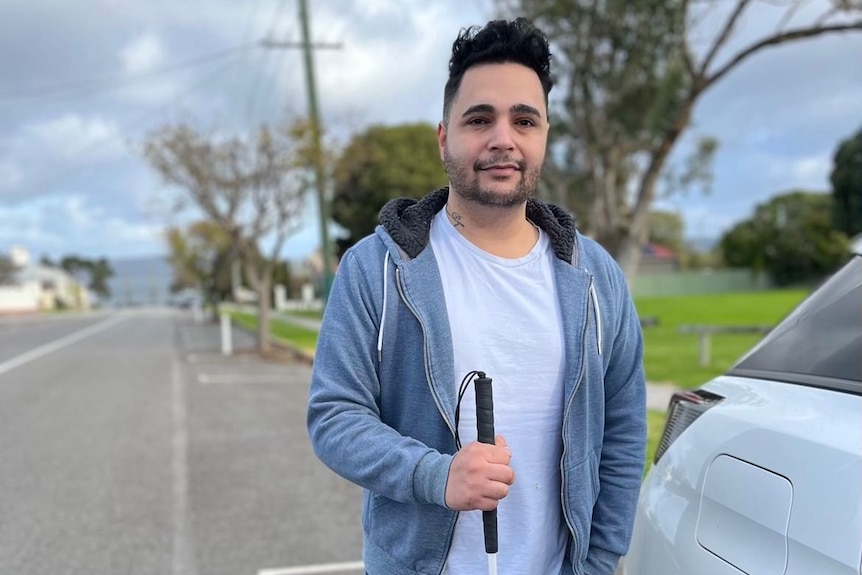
(729, 255, 862, 393)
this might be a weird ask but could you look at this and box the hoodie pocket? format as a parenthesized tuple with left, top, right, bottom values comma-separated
(563, 450, 601, 565)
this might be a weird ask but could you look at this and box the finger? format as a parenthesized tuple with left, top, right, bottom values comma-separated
(485, 444, 512, 465)
(475, 497, 500, 512)
(481, 480, 511, 502)
(495, 435, 512, 459)
(487, 463, 516, 485)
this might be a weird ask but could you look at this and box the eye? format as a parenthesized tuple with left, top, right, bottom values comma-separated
(467, 117, 489, 126)
(516, 118, 537, 127)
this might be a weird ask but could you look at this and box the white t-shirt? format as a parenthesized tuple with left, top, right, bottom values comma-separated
(430, 208, 568, 575)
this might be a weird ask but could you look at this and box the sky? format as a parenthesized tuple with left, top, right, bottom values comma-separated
(0, 0, 860, 265)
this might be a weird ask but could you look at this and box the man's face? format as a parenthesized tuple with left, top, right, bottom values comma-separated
(438, 62, 549, 208)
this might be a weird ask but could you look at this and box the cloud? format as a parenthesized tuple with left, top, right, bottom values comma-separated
(120, 32, 166, 75)
(0, 160, 23, 192)
(767, 153, 832, 190)
(20, 114, 125, 162)
(0, 195, 165, 259)
(118, 32, 192, 106)
(247, 1, 487, 133)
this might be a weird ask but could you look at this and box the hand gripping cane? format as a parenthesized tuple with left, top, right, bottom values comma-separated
(474, 372, 498, 575)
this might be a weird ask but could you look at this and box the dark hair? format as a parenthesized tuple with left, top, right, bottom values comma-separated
(443, 18, 553, 123)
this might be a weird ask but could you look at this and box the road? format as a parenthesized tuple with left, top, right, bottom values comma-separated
(0, 309, 363, 575)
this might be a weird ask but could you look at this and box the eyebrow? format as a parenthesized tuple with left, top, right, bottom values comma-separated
(461, 103, 543, 119)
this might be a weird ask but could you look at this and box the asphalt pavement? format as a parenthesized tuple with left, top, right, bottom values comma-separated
(0, 308, 363, 575)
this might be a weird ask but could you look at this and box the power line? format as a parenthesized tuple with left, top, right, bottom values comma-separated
(244, 0, 291, 124)
(0, 44, 256, 105)
(229, 0, 267, 113)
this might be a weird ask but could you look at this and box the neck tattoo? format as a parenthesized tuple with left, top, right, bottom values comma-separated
(446, 206, 465, 228)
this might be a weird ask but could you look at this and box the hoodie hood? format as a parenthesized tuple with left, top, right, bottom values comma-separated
(379, 187, 577, 263)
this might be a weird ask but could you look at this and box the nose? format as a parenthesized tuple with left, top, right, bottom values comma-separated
(487, 123, 515, 151)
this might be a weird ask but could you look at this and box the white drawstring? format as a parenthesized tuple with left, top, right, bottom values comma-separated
(377, 251, 390, 362)
(589, 279, 603, 356)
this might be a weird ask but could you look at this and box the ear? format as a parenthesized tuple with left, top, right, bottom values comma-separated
(437, 121, 447, 162)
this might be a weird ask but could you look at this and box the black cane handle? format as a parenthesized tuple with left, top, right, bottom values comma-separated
(474, 373, 498, 555)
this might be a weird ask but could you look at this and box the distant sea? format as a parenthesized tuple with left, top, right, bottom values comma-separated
(106, 255, 173, 307)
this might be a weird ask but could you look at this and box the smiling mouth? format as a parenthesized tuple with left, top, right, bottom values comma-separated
(476, 157, 525, 172)
(480, 165, 521, 177)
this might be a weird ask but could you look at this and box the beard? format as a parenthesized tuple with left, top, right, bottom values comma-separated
(443, 149, 542, 208)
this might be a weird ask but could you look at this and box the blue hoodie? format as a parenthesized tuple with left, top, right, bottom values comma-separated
(307, 189, 646, 575)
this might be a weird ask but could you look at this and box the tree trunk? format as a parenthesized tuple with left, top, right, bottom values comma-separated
(256, 274, 272, 354)
(617, 97, 697, 284)
(615, 233, 643, 287)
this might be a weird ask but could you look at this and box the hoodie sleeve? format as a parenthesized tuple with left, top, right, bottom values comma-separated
(585, 256, 648, 575)
(306, 248, 452, 507)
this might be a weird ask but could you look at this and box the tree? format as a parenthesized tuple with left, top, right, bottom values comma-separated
(331, 123, 447, 255)
(165, 220, 233, 306)
(648, 209, 715, 268)
(87, 258, 114, 299)
(0, 255, 18, 285)
(40, 254, 115, 299)
(648, 210, 685, 253)
(719, 190, 850, 286)
(142, 119, 311, 355)
(831, 127, 862, 237)
(497, 0, 862, 282)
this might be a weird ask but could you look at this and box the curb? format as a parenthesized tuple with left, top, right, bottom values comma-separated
(229, 319, 316, 366)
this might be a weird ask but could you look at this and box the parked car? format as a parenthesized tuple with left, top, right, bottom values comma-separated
(622, 255, 862, 575)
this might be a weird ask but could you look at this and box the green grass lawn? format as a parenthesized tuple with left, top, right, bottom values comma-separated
(284, 309, 325, 320)
(634, 289, 808, 389)
(230, 311, 319, 352)
(645, 409, 667, 475)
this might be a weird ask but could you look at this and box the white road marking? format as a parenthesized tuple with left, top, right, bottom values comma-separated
(257, 561, 365, 575)
(185, 353, 257, 365)
(172, 359, 197, 575)
(0, 313, 128, 376)
(197, 373, 303, 384)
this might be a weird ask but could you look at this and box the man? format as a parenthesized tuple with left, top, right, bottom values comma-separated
(307, 18, 646, 575)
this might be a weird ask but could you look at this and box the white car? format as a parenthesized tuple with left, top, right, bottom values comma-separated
(622, 255, 862, 575)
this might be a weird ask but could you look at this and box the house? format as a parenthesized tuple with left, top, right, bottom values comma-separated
(638, 242, 680, 274)
(0, 246, 91, 314)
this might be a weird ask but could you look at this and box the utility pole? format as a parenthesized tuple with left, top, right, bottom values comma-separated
(259, 0, 340, 304)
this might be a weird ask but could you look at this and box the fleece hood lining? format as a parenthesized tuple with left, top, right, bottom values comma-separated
(378, 187, 577, 264)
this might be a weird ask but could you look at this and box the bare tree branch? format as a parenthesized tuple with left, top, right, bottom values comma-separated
(705, 20, 862, 87)
(681, 0, 697, 77)
(813, 6, 840, 26)
(776, 0, 814, 32)
(699, 0, 754, 76)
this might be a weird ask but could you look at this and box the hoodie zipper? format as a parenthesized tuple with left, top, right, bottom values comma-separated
(560, 278, 593, 573)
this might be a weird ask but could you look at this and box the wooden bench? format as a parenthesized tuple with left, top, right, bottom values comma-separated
(678, 324, 773, 366)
